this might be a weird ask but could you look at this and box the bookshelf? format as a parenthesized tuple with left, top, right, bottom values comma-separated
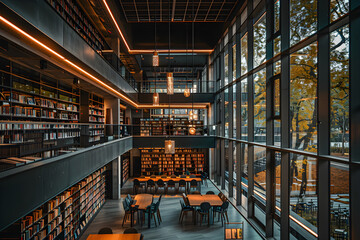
(88, 94, 104, 143)
(1, 167, 107, 240)
(121, 157, 129, 186)
(140, 118, 204, 136)
(140, 148, 206, 176)
(45, 0, 107, 52)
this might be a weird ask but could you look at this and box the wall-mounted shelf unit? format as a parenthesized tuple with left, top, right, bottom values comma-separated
(0, 167, 106, 240)
(140, 148, 206, 176)
(88, 94, 104, 143)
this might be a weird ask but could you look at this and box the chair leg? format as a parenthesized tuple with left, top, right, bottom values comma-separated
(122, 212, 127, 227)
(157, 209, 162, 222)
(225, 212, 229, 222)
(153, 213, 157, 227)
(208, 213, 210, 226)
(179, 210, 183, 222)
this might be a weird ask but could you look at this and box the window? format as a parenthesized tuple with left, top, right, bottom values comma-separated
(225, 53, 229, 86)
(233, 44, 237, 80)
(241, 78, 248, 140)
(290, 43, 318, 152)
(254, 69, 266, 143)
(330, 0, 349, 22)
(241, 33, 248, 76)
(253, 14, 266, 68)
(330, 25, 349, 159)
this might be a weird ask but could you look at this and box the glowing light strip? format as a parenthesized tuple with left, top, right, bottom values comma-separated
(240, 182, 318, 237)
(102, 0, 214, 55)
(0, 15, 138, 107)
(102, 0, 131, 52)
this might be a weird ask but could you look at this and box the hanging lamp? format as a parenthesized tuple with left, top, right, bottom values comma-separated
(167, 4, 174, 95)
(188, 1, 196, 135)
(153, 10, 160, 106)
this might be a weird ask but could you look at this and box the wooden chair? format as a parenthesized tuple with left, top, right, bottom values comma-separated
(213, 201, 229, 226)
(133, 179, 143, 194)
(167, 180, 176, 194)
(189, 179, 198, 193)
(197, 202, 211, 226)
(156, 179, 166, 194)
(147, 179, 156, 194)
(156, 195, 163, 223)
(178, 179, 187, 194)
(206, 191, 215, 195)
(124, 228, 144, 240)
(179, 199, 195, 223)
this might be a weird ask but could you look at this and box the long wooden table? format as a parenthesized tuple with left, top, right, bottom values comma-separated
(187, 194, 224, 225)
(134, 177, 202, 193)
(131, 194, 154, 228)
(87, 234, 141, 240)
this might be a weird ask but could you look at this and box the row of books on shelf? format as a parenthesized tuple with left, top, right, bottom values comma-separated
(89, 109, 103, 116)
(7, 86, 78, 104)
(90, 130, 104, 136)
(19, 167, 105, 240)
(89, 116, 104, 123)
(0, 105, 79, 120)
(0, 123, 80, 131)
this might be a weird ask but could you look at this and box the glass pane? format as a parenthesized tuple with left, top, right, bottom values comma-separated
(330, 162, 349, 239)
(290, 154, 318, 233)
(253, 14, 266, 68)
(241, 33, 248, 76)
(254, 146, 266, 202)
(290, 0, 317, 46)
(274, 0, 280, 32)
(274, 36, 281, 56)
(225, 53, 229, 86)
(241, 78, 248, 140)
(225, 88, 229, 138)
(233, 143, 237, 197)
(330, 0, 349, 22)
(274, 120, 281, 146)
(225, 139, 229, 191)
(274, 60, 281, 75)
(275, 151, 281, 212)
(254, 69, 266, 143)
(233, 44, 237, 80)
(330, 25, 349, 159)
(240, 143, 248, 209)
(290, 43, 318, 152)
(233, 85, 237, 138)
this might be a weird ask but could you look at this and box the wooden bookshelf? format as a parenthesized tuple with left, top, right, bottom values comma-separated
(121, 157, 129, 186)
(45, 0, 107, 52)
(140, 148, 206, 176)
(88, 94, 104, 143)
(2, 167, 107, 240)
(140, 118, 204, 136)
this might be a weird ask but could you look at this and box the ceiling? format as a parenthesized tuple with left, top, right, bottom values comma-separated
(119, 0, 239, 22)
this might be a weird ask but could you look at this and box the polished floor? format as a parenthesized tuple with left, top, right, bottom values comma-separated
(80, 179, 263, 240)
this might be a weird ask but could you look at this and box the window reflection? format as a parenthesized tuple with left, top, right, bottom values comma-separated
(241, 33, 248, 76)
(253, 14, 266, 68)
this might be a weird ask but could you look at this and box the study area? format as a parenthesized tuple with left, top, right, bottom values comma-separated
(0, 0, 358, 239)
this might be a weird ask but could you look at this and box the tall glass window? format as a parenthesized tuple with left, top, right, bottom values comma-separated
(241, 33, 248, 76)
(290, 154, 318, 233)
(240, 143, 249, 209)
(290, 0, 317, 46)
(253, 14, 266, 68)
(233, 44, 237, 81)
(290, 43, 318, 152)
(254, 146, 267, 201)
(241, 78, 248, 140)
(233, 85, 237, 138)
(225, 53, 229, 86)
(225, 87, 229, 138)
(254, 69, 266, 143)
(330, 25, 349, 159)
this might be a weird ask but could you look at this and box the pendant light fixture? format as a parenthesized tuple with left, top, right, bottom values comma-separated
(167, 3, 174, 95)
(188, 0, 196, 135)
(153, 10, 159, 106)
(184, 23, 190, 98)
(184, 86, 190, 97)
(165, 0, 175, 153)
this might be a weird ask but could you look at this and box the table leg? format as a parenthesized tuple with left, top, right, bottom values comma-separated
(199, 182, 201, 193)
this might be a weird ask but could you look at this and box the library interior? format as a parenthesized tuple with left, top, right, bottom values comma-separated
(0, 0, 359, 239)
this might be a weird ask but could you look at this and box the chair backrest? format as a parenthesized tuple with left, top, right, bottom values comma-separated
(168, 180, 175, 187)
(180, 175, 186, 178)
(157, 194, 163, 203)
(124, 228, 138, 234)
(190, 175, 196, 178)
(161, 175, 168, 178)
(147, 179, 155, 186)
(218, 192, 225, 200)
(122, 200, 130, 211)
(133, 179, 140, 186)
(98, 227, 113, 234)
(179, 179, 186, 186)
(190, 179, 197, 187)
(180, 199, 185, 208)
(171, 174, 177, 178)
(200, 202, 211, 212)
(221, 201, 229, 211)
(206, 191, 215, 195)
(157, 179, 165, 187)
(127, 194, 133, 201)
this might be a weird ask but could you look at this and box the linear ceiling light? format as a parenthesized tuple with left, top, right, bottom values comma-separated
(102, 0, 214, 54)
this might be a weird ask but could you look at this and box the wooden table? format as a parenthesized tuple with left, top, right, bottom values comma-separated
(87, 234, 141, 240)
(187, 194, 223, 225)
(132, 194, 153, 228)
(187, 194, 223, 207)
(134, 177, 202, 193)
